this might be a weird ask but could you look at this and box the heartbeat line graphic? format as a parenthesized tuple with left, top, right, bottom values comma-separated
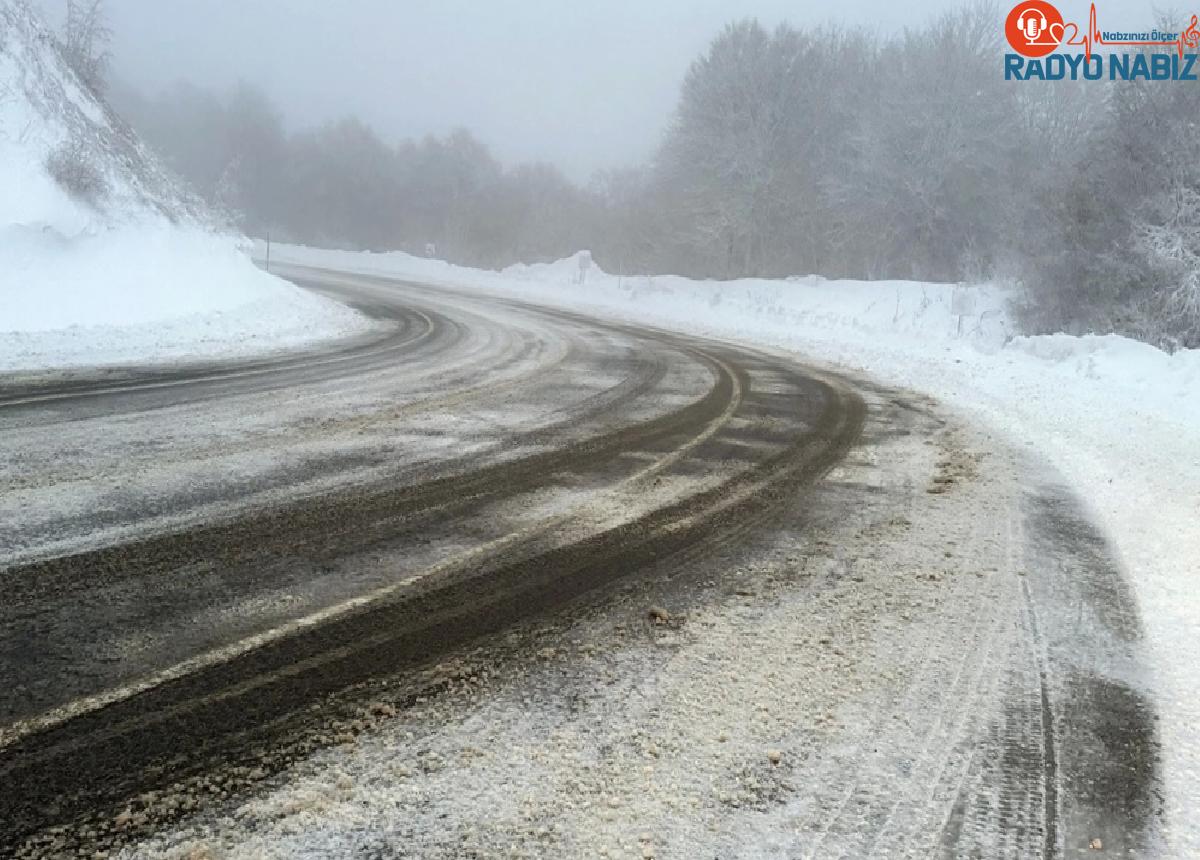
(1061, 3, 1200, 60)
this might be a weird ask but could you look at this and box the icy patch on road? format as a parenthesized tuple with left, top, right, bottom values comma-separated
(270, 243, 1200, 853)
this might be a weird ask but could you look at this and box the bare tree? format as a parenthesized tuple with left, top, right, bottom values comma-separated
(61, 0, 111, 95)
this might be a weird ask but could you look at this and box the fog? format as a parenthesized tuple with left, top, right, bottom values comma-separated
(33, 0, 1200, 350)
(38, 0, 1152, 179)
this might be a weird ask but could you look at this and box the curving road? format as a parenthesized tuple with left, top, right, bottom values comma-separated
(0, 267, 1164, 859)
(0, 267, 864, 853)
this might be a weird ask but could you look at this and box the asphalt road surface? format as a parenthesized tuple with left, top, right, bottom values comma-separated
(0, 268, 1161, 858)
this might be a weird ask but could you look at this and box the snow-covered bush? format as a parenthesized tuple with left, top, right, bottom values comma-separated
(45, 136, 107, 206)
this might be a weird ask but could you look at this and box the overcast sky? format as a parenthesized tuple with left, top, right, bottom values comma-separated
(37, 0, 1158, 180)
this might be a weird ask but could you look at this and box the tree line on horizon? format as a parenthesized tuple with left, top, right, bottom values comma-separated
(69, 0, 1200, 350)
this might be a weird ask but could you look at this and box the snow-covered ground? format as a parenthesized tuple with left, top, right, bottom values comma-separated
(270, 243, 1200, 852)
(0, 225, 374, 372)
(0, 0, 372, 373)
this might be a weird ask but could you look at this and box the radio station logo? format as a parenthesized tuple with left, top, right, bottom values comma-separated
(1004, 2, 1200, 80)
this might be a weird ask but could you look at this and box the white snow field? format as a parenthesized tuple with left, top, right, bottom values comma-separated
(271, 242, 1200, 852)
(0, 0, 371, 373)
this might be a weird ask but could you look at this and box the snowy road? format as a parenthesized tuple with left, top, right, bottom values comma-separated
(0, 268, 1162, 858)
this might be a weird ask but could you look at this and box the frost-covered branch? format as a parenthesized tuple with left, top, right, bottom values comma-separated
(60, 0, 111, 95)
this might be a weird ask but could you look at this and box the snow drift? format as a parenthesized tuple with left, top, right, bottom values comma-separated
(0, 0, 370, 371)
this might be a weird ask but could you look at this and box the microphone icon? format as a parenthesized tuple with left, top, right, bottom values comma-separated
(1018, 9, 1048, 42)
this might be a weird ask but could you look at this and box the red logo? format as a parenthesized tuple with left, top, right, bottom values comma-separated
(1006, 1, 1064, 56)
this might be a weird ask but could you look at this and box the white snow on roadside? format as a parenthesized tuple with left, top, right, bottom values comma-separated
(270, 242, 1200, 852)
(0, 226, 376, 372)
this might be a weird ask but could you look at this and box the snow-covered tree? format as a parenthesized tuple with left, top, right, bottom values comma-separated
(829, 3, 1029, 280)
(60, 0, 110, 94)
(1136, 183, 1200, 345)
(654, 20, 872, 277)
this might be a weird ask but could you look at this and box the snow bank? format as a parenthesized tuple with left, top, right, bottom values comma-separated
(0, 226, 372, 371)
(276, 244, 1200, 422)
(1007, 333, 1200, 407)
(0, 221, 374, 372)
(0, 0, 372, 372)
(270, 242, 1200, 852)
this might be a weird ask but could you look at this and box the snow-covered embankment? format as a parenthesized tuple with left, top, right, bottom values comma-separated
(0, 0, 371, 373)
